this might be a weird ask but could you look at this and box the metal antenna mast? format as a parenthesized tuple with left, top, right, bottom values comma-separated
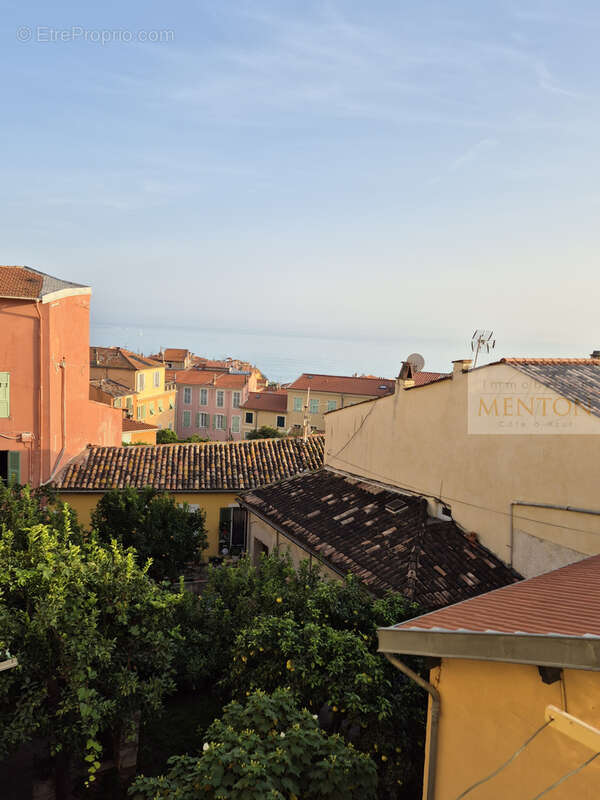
(471, 330, 496, 368)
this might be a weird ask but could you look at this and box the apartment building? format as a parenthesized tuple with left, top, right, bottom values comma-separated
(240, 390, 288, 438)
(175, 370, 250, 440)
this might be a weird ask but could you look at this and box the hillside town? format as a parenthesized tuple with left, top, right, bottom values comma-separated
(1, 262, 600, 800)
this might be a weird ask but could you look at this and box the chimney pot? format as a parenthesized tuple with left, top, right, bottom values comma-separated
(452, 358, 473, 375)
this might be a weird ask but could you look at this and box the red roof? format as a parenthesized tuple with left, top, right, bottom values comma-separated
(175, 370, 248, 389)
(90, 347, 162, 371)
(241, 391, 287, 412)
(394, 555, 600, 638)
(163, 348, 189, 361)
(411, 371, 446, 386)
(0, 265, 89, 300)
(288, 373, 395, 397)
(122, 418, 159, 432)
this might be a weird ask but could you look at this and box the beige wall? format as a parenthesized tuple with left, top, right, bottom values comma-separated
(325, 364, 600, 578)
(59, 490, 240, 557)
(248, 512, 341, 580)
(425, 658, 600, 800)
(286, 390, 376, 432)
(241, 408, 288, 437)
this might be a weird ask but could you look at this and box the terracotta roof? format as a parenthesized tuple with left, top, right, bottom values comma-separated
(241, 391, 287, 412)
(238, 469, 519, 603)
(122, 418, 159, 432)
(163, 348, 189, 361)
(90, 378, 135, 399)
(498, 358, 600, 418)
(287, 373, 395, 397)
(90, 347, 162, 371)
(392, 554, 600, 637)
(411, 371, 447, 386)
(55, 435, 324, 492)
(0, 265, 89, 301)
(175, 370, 248, 389)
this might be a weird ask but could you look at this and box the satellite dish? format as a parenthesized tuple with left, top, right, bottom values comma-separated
(406, 352, 425, 373)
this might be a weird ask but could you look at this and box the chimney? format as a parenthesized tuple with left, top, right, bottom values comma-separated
(396, 363, 415, 389)
(452, 358, 473, 376)
(591, 350, 600, 359)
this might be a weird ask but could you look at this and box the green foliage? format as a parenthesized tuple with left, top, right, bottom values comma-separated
(0, 481, 83, 548)
(156, 429, 179, 444)
(246, 426, 283, 440)
(130, 688, 377, 800)
(0, 521, 179, 784)
(91, 487, 207, 581)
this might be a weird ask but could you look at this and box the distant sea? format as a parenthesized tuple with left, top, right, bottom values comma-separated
(90, 322, 462, 385)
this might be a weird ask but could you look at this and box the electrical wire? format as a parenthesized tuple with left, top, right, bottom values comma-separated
(529, 751, 600, 799)
(453, 722, 551, 800)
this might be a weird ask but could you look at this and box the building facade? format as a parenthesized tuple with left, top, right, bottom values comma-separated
(0, 265, 121, 486)
(240, 390, 288, 438)
(175, 371, 250, 441)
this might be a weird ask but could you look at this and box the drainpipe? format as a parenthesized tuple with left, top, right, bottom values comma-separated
(384, 654, 440, 800)
(46, 359, 67, 483)
(34, 301, 44, 485)
(509, 501, 600, 567)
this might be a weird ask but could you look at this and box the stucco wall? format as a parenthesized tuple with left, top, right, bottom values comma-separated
(286, 390, 377, 431)
(325, 364, 600, 577)
(425, 658, 600, 799)
(241, 408, 287, 437)
(59, 490, 240, 557)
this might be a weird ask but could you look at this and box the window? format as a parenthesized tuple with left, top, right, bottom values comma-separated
(114, 398, 122, 408)
(232, 391, 241, 408)
(126, 396, 133, 410)
(309, 398, 319, 414)
(169, 399, 174, 409)
(148, 402, 155, 415)
(327, 400, 337, 411)
(245, 411, 254, 424)
(183, 387, 192, 404)
(158, 400, 164, 412)
(216, 390, 224, 408)
(153, 370, 160, 388)
(276, 415, 285, 428)
(214, 414, 226, 430)
(0, 372, 10, 418)
(200, 388, 208, 406)
(197, 412, 209, 428)
(137, 404, 145, 419)
(231, 415, 240, 433)
(293, 396, 303, 412)
(0, 451, 20, 485)
(183, 410, 191, 428)
(137, 373, 145, 392)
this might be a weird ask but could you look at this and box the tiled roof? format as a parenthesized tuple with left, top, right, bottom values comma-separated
(288, 373, 395, 397)
(90, 378, 135, 398)
(499, 357, 600, 418)
(241, 391, 287, 412)
(90, 347, 162, 371)
(411, 371, 447, 386)
(393, 554, 600, 637)
(0, 265, 89, 300)
(163, 348, 189, 361)
(55, 435, 324, 492)
(122, 418, 159, 432)
(238, 469, 519, 604)
(175, 370, 248, 389)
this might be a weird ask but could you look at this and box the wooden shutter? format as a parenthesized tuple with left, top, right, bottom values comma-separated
(0, 373, 9, 418)
(8, 451, 20, 485)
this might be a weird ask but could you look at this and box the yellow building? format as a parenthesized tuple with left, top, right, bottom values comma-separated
(90, 346, 176, 431)
(378, 554, 600, 800)
(240, 390, 289, 437)
(325, 356, 600, 578)
(55, 436, 324, 557)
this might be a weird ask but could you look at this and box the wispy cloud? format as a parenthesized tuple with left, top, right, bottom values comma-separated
(535, 61, 583, 99)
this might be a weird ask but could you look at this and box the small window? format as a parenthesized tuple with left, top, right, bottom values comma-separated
(214, 414, 226, 430)
(183, 387, 192, 404)
(137, 373, 145, 392)
(276, 415, 285, 428)
(200, 388, 208, 406)
(169, 399, 174, 409)
(293, 396, 302, 412)
(137, 404, 145, 419)
(245, 411, 254, 424)
(158, 401, 164, 412)
(114, 398, 122, 408)
(197, 412, 210, 428)
(153, 370, 160, 388)
(0, 373, 9, 418)
(309, 398, 319, 414)
(148, 402, 155, 415)
(327, 400, 337, 411)
(0, 451, 20, 485)
(216, 390, 225, 408)
(231, 415, 240, 433)
(232, 391, 241, 408)
(183, 410, 191, 428)
(126, 396, 133, 410)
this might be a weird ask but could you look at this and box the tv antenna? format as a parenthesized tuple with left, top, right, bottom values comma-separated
(406, 353, 425, 373)
(471, 330, 496, 367)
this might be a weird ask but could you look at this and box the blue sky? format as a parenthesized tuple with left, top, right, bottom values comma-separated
(2, 1, 599, 363)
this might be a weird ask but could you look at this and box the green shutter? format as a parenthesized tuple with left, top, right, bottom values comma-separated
(0, 373, 9, 418)
(8, 452, 20, 485)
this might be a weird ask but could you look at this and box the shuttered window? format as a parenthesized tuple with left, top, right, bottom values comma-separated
(0, 373, 9, 418)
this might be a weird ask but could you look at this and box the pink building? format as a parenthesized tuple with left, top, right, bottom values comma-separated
(175, 371, 250, 440)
